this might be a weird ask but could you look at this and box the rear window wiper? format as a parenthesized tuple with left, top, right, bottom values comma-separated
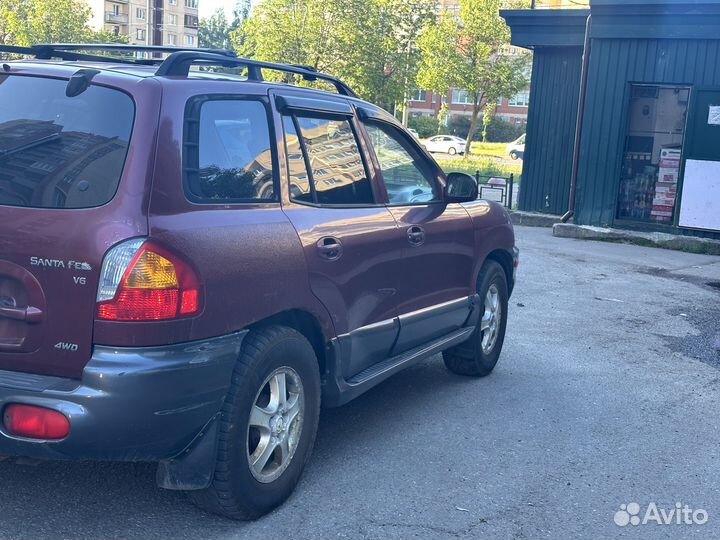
(0, 133, 61, 159)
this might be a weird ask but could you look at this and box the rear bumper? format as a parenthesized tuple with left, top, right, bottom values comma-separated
(0, 331, 247, 462)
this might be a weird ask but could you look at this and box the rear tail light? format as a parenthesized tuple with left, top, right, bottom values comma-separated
(4, 404, 70, 440)
(97, 239, 201, 321)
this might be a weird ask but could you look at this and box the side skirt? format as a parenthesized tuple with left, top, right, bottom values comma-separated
(322, 326, 475, 407)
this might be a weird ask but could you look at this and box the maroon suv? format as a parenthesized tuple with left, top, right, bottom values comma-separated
(0, 44, 518, 519)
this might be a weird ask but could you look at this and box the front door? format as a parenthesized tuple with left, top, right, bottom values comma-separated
(359, 117, 476, 354)
(273, 92, 404, 378)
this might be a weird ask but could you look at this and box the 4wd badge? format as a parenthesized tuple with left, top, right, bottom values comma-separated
(54, 342, 79, 352)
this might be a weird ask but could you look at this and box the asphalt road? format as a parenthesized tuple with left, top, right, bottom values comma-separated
(1, 226, 719, 540)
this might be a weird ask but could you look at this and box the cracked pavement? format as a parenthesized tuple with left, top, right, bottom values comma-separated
(0, 226, 719, 539)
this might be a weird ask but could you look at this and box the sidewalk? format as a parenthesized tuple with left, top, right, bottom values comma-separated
(507, 211, 720, 256)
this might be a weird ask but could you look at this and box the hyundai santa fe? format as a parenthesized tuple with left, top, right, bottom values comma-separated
(0, 44, 518, 520)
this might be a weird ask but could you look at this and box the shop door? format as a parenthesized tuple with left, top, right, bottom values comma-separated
(616, 85, 690, 225)
(677, 88, 720, 232)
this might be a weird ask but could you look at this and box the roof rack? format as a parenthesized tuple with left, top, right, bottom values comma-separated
(156, 51, 357, 97)
(0, 44, 234, 65)
(0, 44, 358, 97)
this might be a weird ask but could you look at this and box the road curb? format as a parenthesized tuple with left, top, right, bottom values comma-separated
(509, 211, 559, 228)
(553, 223, 720, 255)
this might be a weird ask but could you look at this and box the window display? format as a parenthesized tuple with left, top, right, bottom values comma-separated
(616, 85, 689, 224)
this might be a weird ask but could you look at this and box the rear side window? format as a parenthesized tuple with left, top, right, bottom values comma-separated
(282, 114, 374, 206)
(0, 75, 134, 209)
(185, 98, 276, 203)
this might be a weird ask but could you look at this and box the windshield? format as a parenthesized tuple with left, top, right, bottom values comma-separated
(0, 75, 134, 209)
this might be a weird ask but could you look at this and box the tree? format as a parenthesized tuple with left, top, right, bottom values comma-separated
(235, 0, 434, 110)
(417, 0, 530, 154)
(0, 0, 127, 46)
(337, 0, 435, 111)
(199, 9, 231, 49)
(199, 2, 250, 50)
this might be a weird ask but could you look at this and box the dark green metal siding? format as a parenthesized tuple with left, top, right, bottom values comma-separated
(575, 37, 720, 239)
(519, 47, 583, 215)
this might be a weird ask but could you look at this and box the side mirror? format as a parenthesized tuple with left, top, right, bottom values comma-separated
(445, 172, 478, 203)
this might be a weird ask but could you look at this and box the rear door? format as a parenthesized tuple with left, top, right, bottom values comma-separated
(0, 72, 151, 378)
(272, 91, 404, 379)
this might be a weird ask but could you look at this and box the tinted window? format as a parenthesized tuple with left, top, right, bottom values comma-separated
(0, 75, 134, 209)
(364, 123, 439, 204)
(186, 99, 275, 202)
(284, 114, 373, 206)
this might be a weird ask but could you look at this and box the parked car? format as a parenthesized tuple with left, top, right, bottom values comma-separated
(421, 134, 467, 155)
(408, 128, 419, 138)
(0, 44, 518, 521)
(506, 133, 526, 160)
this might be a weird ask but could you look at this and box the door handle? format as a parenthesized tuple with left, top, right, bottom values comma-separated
(316, 237, 343, 261)
(0, 305, 43, 323)
(406, 225, 426, 246)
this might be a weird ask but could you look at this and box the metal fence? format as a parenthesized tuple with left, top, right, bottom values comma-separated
(475, 172, 515, 210)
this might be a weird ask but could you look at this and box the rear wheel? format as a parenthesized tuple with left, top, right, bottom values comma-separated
(443, 260, 508, 377)
(509, 150, 519, 160)
(188, 325, 321, 520)
(448, 146, 457, 155)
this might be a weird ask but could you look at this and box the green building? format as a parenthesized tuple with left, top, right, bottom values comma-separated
(502, 0, 720, 239)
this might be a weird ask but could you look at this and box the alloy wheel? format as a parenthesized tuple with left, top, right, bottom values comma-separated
(480, 284, 502, 355)
(247, 367, 304, 483)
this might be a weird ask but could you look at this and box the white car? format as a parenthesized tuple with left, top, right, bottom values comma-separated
(506, 134, 525, 160)
(408, 128, 420, 138)
(421, 135, 466, 155)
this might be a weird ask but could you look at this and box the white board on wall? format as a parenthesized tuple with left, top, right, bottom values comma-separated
(678, 159, 720, 232)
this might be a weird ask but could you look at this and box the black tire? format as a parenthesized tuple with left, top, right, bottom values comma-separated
(443, 260, 509, 377)
(188, 325, 321, 520)
(509, 150, 519, 160)
(448, 147, 457, 155)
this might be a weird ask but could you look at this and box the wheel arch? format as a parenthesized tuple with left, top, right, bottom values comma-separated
(250, 309, 329, 380)
(483, 249, 515, 295)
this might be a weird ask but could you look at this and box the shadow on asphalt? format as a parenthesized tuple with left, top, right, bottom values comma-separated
(0, 357, 476, 538)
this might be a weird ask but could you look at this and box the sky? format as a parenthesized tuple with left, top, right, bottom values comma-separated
(199, 0, 258, 20)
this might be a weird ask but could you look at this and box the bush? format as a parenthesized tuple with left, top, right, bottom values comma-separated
(483, 118, 525, 143)
(408, 115, 439, 138)
(446, 115, 472, 139)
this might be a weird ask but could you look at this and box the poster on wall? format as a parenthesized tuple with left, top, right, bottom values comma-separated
(708, 105, 720, 126)
(678, 159, 720, 231)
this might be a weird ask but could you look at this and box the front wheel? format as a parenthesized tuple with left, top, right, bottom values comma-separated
(188, 325, 321, 520)
(443, 260, 509, 377)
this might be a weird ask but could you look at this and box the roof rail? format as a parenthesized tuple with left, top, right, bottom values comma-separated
(0, 44, 358, 97)
(0, 44, 147, 64)
(0, 44, 235, 65)
(35, 43, 236, 58)
(155, 51, 358, 97)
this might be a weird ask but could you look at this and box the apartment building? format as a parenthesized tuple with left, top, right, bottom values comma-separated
(87, 0, 198, 50)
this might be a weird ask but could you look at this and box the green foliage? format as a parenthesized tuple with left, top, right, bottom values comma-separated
(0, 0, 125, 46)
(235, 0, 435, 111)
(408, 115, 438, 138)
(435, 155, 521, 180)
(417, 0, 530, 150)
(484, 117, 525, 143)
(446, 115, 472, 139)
(199, 2, 250, 50)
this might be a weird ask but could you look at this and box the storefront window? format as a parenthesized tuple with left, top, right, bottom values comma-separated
(616, 84, 689, 224)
